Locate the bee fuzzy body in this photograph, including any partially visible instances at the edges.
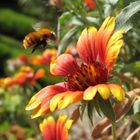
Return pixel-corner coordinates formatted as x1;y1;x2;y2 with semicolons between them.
23;28;56;52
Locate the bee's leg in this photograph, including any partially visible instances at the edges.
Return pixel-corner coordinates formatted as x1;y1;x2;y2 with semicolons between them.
31;45;38;53
44;42;48;49
42;41;47;50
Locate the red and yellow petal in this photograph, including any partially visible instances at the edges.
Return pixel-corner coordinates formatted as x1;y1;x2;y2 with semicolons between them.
83;84;125;101
77;27;97;63
56;115;73;140
50;92;66;112
50;53;79;76
50;91;83;111
83;86;97;100
77;17;124;72
84;84;110;100
97;84;110;100
108;84;125;101
97;17;124;71
99;17;115;32
40;116;56;140
95;17;115;64
40;115;73;140
58;91;83;109
25;83;68;118
105;30;124;71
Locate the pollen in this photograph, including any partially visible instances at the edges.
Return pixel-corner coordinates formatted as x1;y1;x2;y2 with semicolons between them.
67;63;108;91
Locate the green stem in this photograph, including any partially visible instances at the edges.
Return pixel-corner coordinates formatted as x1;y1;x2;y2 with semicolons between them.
112;122;117;140
95;0;104;20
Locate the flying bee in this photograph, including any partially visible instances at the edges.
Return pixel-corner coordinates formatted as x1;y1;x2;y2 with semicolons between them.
23;28;56;53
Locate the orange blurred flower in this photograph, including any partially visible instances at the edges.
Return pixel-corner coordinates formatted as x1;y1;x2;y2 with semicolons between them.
30;55;43;65
14;66;45;86
0;66;45;89
19;49;57;66
26;17;125;118
0;77;14;89
42;49;57;65
40;115;73;140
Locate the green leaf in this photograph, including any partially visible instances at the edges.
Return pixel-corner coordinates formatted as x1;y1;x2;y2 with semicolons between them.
93;97;102;117
80;101;87;120
87;101;94;125
120;61;140;79
57;12;73;40
59;12;73;24
98;95;115;123
133;100;140;114
131;113;140;125
0;121;10;132
115;1;140;32
58;26;82;55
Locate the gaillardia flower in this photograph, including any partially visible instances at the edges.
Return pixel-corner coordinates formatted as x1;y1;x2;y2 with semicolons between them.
19;49;57;66
14;66;45;86
26;17;125;118
0;66;45;90
40;115;73;140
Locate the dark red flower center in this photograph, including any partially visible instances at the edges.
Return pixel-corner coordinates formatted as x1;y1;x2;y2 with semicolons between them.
67;62;108;91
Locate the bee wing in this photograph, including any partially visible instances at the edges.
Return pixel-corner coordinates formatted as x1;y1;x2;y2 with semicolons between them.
32;21;48;31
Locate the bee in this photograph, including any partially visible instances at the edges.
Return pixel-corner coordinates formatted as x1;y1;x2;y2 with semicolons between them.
23;28;56;53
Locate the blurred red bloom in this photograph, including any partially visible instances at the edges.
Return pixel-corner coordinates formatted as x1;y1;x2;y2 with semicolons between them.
19;54;29;63
84;0;96;9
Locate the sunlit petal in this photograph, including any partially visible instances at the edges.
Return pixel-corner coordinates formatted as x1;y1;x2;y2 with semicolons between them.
83;86;97;100
97;84;110;100
58;91;83;109
109;84;125;101
50;93;66;112
95;17;115;64
105;30;124;71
